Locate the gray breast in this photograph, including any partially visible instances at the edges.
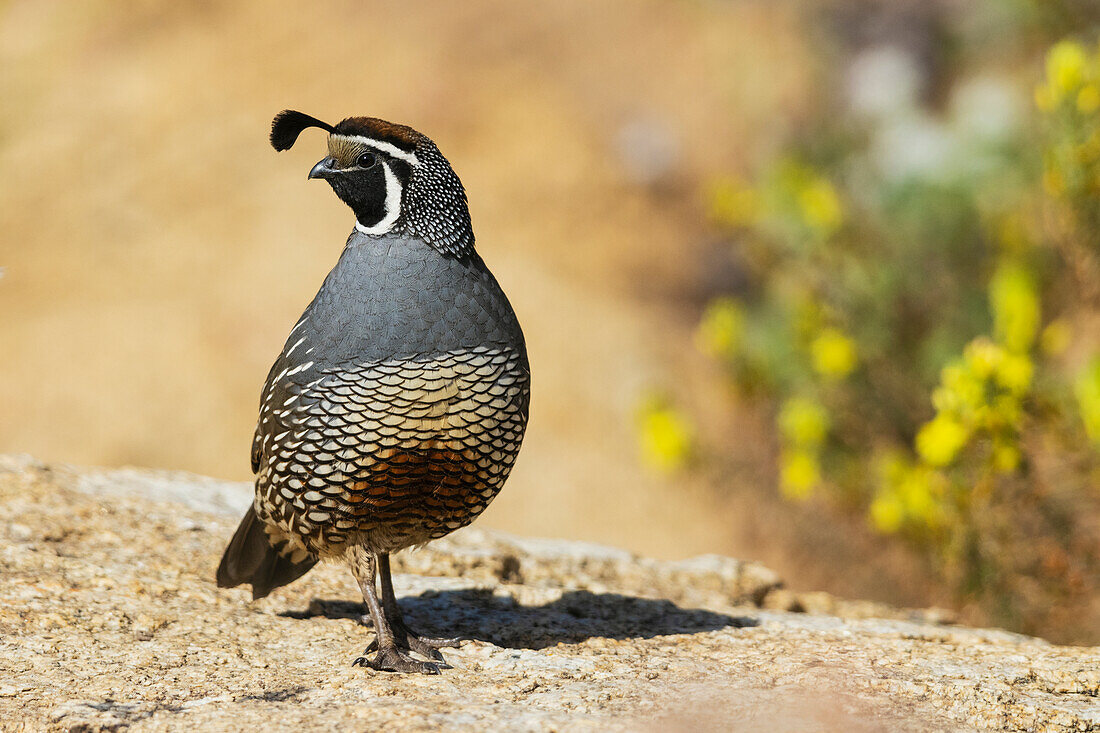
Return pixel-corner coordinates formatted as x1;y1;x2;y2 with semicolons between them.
299;232;526;365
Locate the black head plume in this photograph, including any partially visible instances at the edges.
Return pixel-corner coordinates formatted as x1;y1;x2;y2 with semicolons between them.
270;110;334;152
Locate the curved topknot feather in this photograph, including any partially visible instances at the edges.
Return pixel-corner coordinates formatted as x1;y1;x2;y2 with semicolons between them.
270;110;334;151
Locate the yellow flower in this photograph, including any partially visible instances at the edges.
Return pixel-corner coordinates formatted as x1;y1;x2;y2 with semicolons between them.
916;414;970;467
1045;40;1089;105
872;451;948;532
897;466;942;527
963;337;1004;380
798;177;844;237
991;394;1023;427
937;362;985;414
972;403;996;430
1040;319;1071;356
1080;84;1100;113
1074;357;1100;445
989;261;1041;353
871;453;947;532
931;385;956;415
870;493;904;534
708;177;761;228
779;449;820;500
811;328;858;380
636;399;694;473
992;441;1021;474
994;353;1034;395
696;298;744;358
778;396;830;447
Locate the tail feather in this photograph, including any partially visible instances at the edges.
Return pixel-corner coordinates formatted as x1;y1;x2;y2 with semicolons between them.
216;506;317;600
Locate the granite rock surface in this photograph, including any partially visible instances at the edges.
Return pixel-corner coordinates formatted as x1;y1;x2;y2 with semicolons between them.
1;455;1097;732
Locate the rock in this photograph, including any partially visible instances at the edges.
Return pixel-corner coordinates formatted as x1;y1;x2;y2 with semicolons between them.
1;456;1098;732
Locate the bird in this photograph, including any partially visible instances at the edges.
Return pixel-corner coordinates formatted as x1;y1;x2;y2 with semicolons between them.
216;110;530;674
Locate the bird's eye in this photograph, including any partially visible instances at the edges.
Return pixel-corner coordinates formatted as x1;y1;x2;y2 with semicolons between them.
357;152;377;169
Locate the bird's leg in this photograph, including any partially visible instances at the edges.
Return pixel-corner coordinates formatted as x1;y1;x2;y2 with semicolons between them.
375;552;462;663
347;546;440;674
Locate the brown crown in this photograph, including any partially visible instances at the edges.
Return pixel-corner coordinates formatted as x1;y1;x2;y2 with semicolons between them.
332;117;423;152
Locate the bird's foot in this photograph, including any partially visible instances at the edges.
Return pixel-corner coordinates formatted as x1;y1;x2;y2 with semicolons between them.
358;615;463;664
352;644;441;674
363;622;463;665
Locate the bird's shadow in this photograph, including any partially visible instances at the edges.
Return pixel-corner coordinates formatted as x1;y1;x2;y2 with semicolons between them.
281;588;757;650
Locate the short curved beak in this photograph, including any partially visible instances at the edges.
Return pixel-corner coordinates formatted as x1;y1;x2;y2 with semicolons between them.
308;157;337;180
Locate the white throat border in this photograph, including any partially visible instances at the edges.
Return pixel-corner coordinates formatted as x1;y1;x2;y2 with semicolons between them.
354;161;402;236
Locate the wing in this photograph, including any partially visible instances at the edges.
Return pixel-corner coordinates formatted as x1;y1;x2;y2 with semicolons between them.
251;318;318;474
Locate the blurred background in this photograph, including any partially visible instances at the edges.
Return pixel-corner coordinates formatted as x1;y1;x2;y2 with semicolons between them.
2;0;1099;644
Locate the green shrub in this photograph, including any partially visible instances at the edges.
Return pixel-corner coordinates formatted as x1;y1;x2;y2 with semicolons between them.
661;34;1100;633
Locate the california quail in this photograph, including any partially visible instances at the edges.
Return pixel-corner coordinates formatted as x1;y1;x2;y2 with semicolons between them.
216;111;530;674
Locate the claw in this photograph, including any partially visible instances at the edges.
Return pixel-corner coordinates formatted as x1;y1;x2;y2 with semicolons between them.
356;646;442;674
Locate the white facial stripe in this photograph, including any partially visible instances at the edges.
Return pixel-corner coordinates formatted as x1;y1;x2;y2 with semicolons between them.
355;161;402;236
331;134;420;167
